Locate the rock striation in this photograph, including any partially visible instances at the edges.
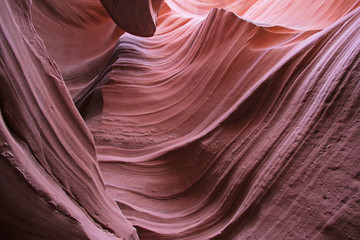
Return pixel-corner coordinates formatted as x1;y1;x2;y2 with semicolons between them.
1;0;360;239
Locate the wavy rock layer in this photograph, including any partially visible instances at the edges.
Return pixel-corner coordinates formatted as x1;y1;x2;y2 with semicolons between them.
1;0;360;240
88;1;360;239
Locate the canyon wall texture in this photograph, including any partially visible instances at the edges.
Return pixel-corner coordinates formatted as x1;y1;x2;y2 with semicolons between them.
1;0;360;239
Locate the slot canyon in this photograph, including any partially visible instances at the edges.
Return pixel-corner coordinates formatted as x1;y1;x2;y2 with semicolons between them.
1;0;360;239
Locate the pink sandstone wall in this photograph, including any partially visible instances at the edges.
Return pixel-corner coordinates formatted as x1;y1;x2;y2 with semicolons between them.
1;0;359;239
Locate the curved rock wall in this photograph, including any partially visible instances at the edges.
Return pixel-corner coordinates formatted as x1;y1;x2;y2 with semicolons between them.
1;0;359;239
0;0;136;239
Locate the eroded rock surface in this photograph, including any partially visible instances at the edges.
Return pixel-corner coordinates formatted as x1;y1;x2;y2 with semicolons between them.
1;0;360;239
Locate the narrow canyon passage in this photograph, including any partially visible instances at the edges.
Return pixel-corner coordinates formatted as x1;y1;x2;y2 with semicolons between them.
1;0;360;239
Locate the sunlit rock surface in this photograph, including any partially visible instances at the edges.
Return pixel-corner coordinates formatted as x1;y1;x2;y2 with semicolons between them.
1;0;360;239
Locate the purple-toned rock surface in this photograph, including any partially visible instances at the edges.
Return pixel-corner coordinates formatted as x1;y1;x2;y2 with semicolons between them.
1;0;360;239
